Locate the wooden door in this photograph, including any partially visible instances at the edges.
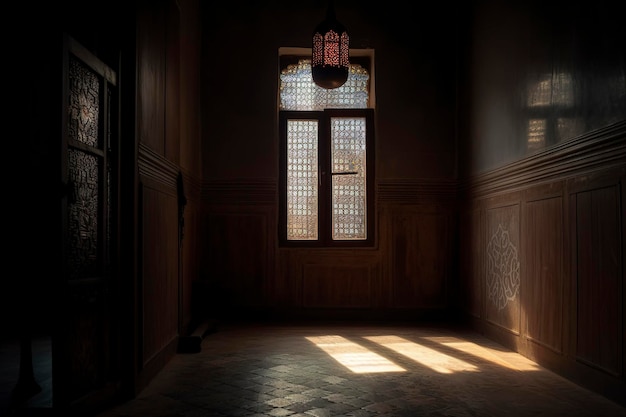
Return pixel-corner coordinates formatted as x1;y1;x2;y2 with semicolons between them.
56;34;121;413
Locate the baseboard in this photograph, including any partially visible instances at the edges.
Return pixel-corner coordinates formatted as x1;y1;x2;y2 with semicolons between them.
177;319;219;353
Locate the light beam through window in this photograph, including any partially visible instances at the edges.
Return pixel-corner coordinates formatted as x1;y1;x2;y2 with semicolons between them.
306;335;406;373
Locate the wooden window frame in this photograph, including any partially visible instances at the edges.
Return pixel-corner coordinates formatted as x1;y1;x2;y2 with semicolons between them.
279;108;375;247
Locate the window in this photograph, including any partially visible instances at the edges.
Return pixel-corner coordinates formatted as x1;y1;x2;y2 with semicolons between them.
278;51;374;247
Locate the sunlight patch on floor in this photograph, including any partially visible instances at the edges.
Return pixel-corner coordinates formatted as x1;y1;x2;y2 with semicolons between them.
365;335;479;374
306;335;406;373
422;336;540;371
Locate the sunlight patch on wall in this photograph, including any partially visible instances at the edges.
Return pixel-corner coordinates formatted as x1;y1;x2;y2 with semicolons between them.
422;336;539;371
365;335;478;374
306;335;406;373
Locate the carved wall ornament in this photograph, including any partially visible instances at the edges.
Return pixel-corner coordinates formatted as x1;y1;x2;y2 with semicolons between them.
486;224;520;310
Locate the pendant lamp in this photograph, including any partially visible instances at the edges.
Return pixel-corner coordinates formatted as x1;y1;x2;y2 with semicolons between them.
312;0;349;89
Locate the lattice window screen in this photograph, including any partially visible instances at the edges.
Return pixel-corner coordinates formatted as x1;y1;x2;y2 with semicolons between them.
286;120;319;240
280;59;369;111
331;117;367;240
68;57;102;280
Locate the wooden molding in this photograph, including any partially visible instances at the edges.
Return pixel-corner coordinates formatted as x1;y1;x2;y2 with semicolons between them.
138;142;179;189
202;179;277;205
461;120;626;198
377;178;457;203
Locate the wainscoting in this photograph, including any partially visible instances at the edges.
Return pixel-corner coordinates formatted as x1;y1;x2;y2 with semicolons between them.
200;178;458;320
459;121;626;405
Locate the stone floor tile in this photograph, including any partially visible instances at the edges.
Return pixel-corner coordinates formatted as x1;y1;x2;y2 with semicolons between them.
86;323;626;417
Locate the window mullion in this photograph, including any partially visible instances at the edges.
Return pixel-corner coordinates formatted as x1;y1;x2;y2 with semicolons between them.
318;113;331;245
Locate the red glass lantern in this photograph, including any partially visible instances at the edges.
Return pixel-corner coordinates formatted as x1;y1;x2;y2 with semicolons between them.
312;1;349;89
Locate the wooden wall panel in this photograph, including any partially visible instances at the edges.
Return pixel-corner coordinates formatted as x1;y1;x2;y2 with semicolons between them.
179;0;203;177
275;248;299;307
205;213;269;310
137;2;165;153
462;125;626;405
459;206;482;318
281;250;381;310
484;203;521;334
302;264;373;308
133;0;201;396
181;199;199;332
573;184;621;375
165;0;180;163
523;191;563;353
141;184;179;364
390;208;451;308
202;179;456;317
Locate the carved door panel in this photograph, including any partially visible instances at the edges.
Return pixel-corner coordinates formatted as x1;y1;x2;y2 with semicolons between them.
57;35;120;411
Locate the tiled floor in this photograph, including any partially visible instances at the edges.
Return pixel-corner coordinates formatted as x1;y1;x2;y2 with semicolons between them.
0;335;52;415
2;322;625;416
91;322;626;417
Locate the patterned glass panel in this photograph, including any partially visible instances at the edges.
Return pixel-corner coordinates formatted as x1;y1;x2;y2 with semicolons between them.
287;120;319;240
106;89;112;265
69;58;101;148
331;117;367;240
526;118;546;152
68;148;99;280
280;59;369;111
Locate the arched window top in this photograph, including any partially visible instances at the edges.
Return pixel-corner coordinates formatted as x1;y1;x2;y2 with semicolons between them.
279;59;370;111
